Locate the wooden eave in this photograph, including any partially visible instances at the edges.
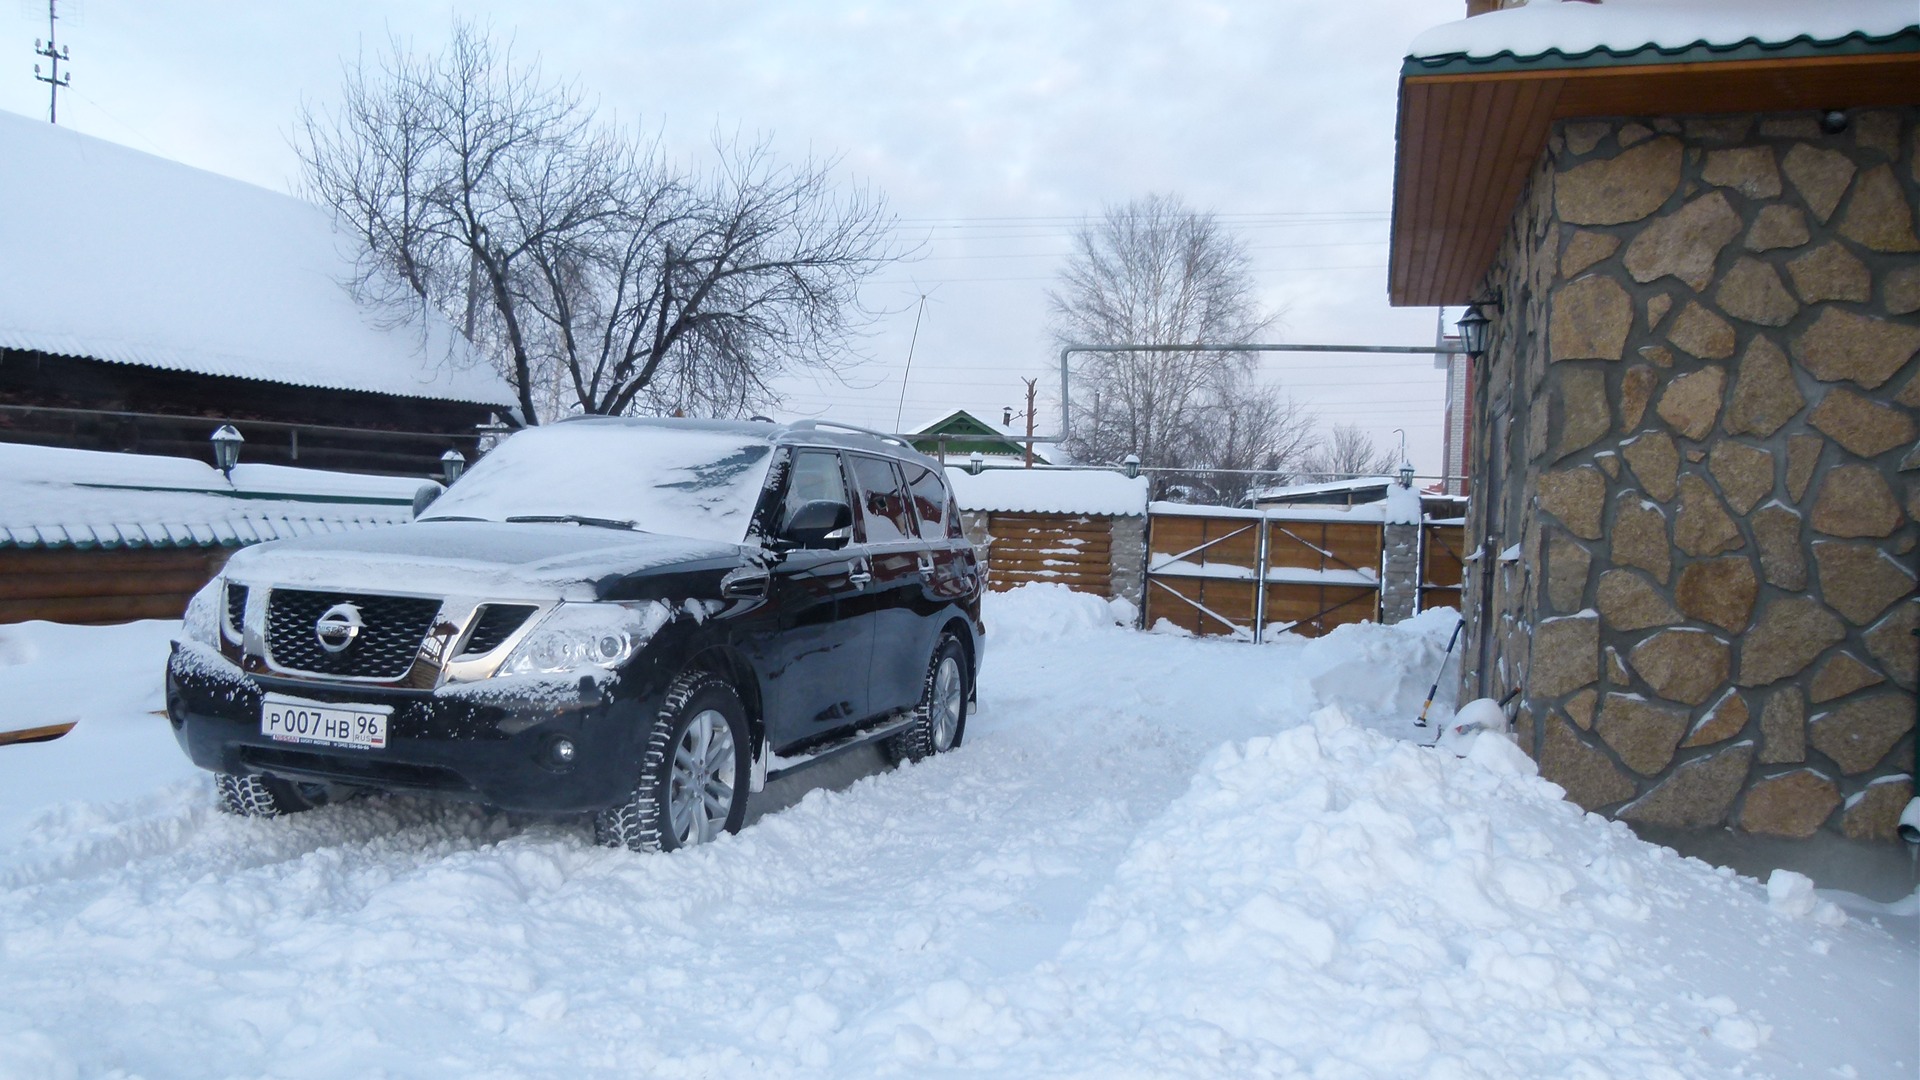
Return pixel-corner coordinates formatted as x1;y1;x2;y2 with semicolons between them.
1389;49;1920;307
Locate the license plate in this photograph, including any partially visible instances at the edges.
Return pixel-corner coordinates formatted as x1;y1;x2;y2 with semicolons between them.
261;694;390;750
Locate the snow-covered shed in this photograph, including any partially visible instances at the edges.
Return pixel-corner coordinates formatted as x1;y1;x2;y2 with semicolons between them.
0;109;516;477
0;442;418;624
1391;0;1920;842
944;467;1148;606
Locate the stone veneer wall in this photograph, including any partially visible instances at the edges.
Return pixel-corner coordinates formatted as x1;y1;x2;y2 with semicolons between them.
1461;109;1920;842
1381;522;1420;623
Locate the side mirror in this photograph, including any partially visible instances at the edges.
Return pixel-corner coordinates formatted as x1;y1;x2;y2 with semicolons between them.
781;499;853;549
413;483;443;518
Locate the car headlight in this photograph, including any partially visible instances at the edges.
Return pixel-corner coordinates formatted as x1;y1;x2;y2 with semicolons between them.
499;601;670;677
181;577;223;648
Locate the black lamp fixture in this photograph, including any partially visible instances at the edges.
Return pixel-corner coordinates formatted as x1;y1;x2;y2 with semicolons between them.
968;450;984;475
1399;462;1416;489
1123;453;1141;480
1455;306;1492;359
210;424;243;479
441;448;467;485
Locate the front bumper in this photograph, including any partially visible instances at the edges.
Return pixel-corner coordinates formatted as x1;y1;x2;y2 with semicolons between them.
165;643;652;814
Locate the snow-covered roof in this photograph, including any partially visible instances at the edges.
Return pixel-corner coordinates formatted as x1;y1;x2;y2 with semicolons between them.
0;442;420;550
1410;0;1917;64
946;467;1148;517
1247;475;1396;503
0;110;514;409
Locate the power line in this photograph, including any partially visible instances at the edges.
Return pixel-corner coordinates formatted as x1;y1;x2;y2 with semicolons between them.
867;264;1387;287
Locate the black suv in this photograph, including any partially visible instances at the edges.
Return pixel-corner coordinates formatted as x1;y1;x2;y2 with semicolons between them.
165;418;984;851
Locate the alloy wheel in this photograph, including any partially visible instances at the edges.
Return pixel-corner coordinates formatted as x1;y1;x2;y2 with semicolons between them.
668;708;736;846
930;656;963;752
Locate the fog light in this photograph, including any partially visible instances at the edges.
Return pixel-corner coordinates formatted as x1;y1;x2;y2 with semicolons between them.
548;736;577;767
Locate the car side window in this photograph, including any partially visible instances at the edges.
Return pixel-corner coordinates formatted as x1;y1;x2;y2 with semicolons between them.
783;449;850;530
904;465;949;542
850;454;914;544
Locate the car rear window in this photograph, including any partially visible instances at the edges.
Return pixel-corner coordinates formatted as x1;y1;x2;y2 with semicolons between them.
850;454;914;544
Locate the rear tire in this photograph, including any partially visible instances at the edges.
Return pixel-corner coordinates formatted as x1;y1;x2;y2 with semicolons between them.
594;672;751;852
215;772;319;817
884;634;968;765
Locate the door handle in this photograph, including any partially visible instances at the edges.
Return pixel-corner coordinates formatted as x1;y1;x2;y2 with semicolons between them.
848;560;872;588
916;554;934;575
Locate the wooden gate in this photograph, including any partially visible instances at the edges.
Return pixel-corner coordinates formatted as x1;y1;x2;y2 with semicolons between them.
1419;521;1465;612
1143;507;1381;640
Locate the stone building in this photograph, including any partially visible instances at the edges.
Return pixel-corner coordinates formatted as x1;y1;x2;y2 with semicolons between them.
1390;3;1920;841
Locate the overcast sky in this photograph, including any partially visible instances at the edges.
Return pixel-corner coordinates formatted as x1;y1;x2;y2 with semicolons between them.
3;1;1465;474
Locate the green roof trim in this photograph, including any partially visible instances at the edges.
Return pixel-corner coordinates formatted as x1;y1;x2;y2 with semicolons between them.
1404;26;1919;77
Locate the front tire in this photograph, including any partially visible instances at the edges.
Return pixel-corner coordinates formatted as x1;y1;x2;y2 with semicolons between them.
215;772;320;817
595;672;751;852
884;634;968;765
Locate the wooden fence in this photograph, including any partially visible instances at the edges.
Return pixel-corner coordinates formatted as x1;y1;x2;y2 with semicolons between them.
0;546;230;624
1419;521;1465;612
1143;507;1383;640
975;512;1114;594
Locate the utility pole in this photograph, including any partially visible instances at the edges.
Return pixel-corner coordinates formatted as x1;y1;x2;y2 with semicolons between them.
32;0;72;125
1003;377;1039;468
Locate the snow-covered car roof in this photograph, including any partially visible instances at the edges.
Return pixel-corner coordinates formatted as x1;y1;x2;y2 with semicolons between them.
0;109;515;409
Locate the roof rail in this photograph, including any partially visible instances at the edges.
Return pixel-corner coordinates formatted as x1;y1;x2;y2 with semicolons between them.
786;419;914;450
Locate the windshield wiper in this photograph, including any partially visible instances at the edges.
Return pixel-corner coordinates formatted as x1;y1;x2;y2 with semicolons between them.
504;514;639;531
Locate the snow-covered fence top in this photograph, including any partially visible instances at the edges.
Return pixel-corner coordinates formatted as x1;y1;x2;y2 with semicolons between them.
0;442;419;550
945;468;1148;517
0;111;513;409
1409;0;1914;62
1156;482;1423;526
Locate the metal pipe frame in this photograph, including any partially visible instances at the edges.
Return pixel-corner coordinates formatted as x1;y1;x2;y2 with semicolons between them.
1057;341;1466;439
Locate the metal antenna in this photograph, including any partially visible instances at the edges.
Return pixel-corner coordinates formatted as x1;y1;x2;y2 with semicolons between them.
32;0;72;124
891;293;927;432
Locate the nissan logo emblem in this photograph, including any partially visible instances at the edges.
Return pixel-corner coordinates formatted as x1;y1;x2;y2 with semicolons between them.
315;603;365;654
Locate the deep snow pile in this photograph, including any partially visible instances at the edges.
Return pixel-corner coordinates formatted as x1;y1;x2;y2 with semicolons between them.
0;587;1912;1079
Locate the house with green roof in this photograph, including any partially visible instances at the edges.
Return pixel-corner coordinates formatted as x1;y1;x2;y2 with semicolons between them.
908;409;1050;466
1391;0;1918;844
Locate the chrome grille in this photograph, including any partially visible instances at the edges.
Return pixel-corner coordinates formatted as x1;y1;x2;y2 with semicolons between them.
458;604;536;657
265;589;441;679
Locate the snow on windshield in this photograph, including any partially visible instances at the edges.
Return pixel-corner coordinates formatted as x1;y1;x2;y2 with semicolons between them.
422;423;774;544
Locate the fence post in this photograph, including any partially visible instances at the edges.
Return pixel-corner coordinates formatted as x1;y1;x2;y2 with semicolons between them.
1253;515;1268;644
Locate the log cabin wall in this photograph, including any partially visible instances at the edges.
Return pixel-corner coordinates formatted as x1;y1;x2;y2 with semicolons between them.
0;546;230;625
0;350;498;477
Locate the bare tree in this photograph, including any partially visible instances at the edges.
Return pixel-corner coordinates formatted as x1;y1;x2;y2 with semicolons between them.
1297;422;1401;479
298;21;897;424
1048;193;1307;501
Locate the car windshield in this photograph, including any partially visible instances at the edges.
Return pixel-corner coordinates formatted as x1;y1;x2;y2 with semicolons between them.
421;423;775;544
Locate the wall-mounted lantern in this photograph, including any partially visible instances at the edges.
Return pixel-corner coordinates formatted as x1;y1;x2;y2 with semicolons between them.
1455;306;1491;359
441;448;467;485
1123;453;1141;480
210;424;244;479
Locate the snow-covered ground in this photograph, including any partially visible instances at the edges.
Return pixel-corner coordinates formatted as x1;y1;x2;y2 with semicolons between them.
0;587;1912;1079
